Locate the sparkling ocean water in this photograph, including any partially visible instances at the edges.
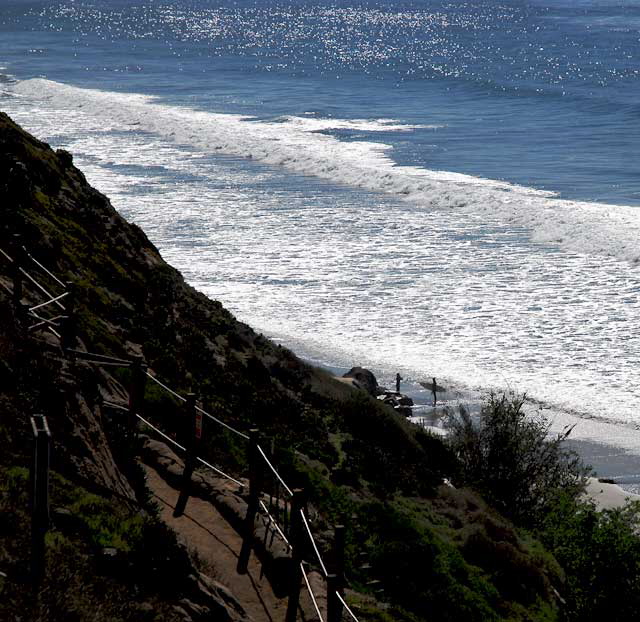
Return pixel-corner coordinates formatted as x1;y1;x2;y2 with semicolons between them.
2;0;640;456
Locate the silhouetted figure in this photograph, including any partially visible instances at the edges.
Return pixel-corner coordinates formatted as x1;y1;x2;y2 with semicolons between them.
432;377;437;407
395;373;402;393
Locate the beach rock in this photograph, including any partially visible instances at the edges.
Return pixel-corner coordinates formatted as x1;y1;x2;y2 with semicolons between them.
397;395;414;407
343;366;378;395
377;391;414;416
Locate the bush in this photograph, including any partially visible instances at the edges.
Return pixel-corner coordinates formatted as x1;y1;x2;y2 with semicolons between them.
540;494;640;621
447;392;588;527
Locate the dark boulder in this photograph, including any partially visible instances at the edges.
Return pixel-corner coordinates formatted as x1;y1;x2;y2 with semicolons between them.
343;366;378;396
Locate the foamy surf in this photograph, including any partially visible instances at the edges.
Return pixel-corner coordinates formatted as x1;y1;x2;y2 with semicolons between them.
10;77;640;264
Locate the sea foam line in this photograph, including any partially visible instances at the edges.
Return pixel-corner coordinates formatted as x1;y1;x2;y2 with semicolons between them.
10;77;640;264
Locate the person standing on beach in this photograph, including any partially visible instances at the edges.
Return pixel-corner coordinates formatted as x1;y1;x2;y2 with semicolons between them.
432;377;437;407
396;373;402;393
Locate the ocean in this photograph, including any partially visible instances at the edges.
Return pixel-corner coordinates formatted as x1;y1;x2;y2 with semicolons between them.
2;0;640;483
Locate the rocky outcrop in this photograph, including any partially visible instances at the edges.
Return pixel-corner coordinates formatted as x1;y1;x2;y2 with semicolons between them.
342;366;379;396
342;366;416;416
377;391;414;417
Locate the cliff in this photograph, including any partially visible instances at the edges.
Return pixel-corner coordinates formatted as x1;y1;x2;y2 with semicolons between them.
0;111;564;622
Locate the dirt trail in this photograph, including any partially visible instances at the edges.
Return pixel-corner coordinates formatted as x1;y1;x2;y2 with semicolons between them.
142;464;320;622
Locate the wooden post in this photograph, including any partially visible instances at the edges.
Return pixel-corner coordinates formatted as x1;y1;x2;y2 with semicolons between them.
11;234;25;314
327;524;346;622
327;574;340;622
237;428;262;574
285;488;306;622
30;415;51;586
60;281;77;351
127;355;147;442
173;394;199;518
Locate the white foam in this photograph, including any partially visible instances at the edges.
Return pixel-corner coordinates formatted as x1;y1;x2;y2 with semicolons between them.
10;78;640;264
278;115;443;132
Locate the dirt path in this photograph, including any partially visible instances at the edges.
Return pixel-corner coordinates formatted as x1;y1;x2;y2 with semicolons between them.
142;464;321;622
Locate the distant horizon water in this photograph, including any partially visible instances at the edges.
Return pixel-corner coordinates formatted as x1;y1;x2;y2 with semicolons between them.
2;0;640;460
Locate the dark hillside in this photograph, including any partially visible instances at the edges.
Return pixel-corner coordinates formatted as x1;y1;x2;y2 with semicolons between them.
0;111;565;621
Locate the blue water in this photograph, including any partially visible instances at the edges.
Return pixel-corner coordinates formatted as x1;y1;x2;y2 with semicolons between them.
2;0;640;450
2;0;640;204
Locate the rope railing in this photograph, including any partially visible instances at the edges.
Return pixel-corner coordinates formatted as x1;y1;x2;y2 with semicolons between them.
258;499;292;549
336;591;359;622
102;400;129;412
0;244;67;312
196;403;250;441
145;370;250;440
29;291;68;312
20;267;66;311
195;455;244;488
136;413;186;452
64;349;134;367
27;252;67;289
301;563;325;622
47;326;61;339
257;444;294;497
145;371;187;402
135;413;244;487
300;509;329;578
30;311;65;325
29;320;55;332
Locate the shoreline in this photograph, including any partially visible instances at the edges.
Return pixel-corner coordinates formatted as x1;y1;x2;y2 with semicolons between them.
307;357;640;498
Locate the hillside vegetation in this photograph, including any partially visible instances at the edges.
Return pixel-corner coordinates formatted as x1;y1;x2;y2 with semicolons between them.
3;111;640;622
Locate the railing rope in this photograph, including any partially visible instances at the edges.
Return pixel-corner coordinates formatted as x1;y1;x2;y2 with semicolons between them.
301;562;325;622
258;443;294;497
21;267;66;310
259;499;291;549
145;370;249;440
64;349;136;366
29;290;69;313
300;509;329;578
27;252;67;288
196;455;244;488
136;413;186;452
336;591;360;622
145;371;187;402
136;413;243;486
196;403;249;441
102;400;129;412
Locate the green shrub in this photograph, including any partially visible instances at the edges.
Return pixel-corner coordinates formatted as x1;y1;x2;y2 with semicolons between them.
540;494;640;621
447;392;588;527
